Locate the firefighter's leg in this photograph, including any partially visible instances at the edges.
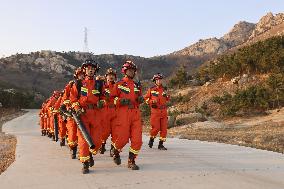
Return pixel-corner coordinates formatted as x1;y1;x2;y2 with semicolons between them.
149;113;160;148
158;115;168;150
67;118;78;159
113;108;130;165
128;109;143;170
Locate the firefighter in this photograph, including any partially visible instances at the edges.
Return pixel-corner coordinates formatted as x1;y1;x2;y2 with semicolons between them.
70;59;105;174
99;68;118;156
112;60;144;170
43;99;49;137
54;91;67;146
61;68;84;159
46;91;61;140
39;102;46;136
144;73;170;150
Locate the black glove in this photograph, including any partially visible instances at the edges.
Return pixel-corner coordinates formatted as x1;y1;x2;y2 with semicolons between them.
97;100;105;109
120;98;131;106
75;108;84;116
137;96;144;104
151;100;158;108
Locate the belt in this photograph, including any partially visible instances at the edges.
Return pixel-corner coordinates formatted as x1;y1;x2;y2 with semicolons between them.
86;104;96;109
108;104;115;108
152;105;167;109
128;104;139;109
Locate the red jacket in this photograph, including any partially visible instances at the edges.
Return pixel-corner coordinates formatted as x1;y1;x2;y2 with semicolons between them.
113;77;142;107
70;77;104;110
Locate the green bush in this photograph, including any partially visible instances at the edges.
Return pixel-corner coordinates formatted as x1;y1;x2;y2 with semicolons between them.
200;36;284;80
0;90;39;109
212;76;284;116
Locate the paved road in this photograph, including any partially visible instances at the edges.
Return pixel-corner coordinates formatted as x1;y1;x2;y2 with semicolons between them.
1;110;284;189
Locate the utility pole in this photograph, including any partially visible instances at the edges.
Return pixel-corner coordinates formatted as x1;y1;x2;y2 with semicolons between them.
83;27;89;52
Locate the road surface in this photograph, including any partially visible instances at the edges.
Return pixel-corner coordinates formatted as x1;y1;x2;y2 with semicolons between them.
0;110;284;189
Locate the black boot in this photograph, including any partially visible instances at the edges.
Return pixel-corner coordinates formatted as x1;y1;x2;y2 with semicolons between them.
43;130;47;136
89;153;94;167
128;152;139;170
82;162;89;174
71;146;77;159
110;144;114;157
148;137;154;148
99;143;106;154
60;138;65;147
51;134;55;141
158;140;167;150
48;131;52;138
41;130;44;136
113;149;121;165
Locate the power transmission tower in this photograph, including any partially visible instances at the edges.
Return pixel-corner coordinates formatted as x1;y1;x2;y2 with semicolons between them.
83;27;89;52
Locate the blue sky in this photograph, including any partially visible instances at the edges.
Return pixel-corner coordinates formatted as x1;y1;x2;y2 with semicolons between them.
0;0;283;57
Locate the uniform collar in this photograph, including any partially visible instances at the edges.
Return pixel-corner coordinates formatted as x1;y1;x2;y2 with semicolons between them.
122;76;133;83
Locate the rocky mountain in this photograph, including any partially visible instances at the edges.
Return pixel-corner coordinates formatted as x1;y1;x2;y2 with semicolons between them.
170;12;284;57
0;12;283;103
0;51;174;98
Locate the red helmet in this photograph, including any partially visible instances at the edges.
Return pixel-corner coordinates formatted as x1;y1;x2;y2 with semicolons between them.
105;68;117;77
53;91;61;97
81;59;100;71
152;73;164;82
73;67;84;78
121;60;137;74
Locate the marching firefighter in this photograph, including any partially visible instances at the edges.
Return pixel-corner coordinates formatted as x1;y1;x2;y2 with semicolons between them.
46;91;61;140
54;91;67;146
144;73;170;150
61;67;85;159
70;59;105;174
99;68;118;156
112;60;144;170
39;102;46;136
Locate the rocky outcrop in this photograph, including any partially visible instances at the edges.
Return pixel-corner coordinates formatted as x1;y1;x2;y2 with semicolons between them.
249;12;284;39
170;12;284;59
221;21;256;47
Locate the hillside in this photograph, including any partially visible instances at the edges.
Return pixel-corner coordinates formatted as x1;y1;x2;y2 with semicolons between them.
0;12;283;104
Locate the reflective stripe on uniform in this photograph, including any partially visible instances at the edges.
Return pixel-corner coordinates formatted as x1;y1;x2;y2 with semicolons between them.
79;156;90;162
89;149;97;155
91;89;100;95
63;100;70;105
114;97;119;105
81;87;88;96
118;85;130;93
71;102;80;108
129;147;139;155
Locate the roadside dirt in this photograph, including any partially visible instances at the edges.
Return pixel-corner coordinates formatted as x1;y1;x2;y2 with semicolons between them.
0;108;26;174
167;108;284;153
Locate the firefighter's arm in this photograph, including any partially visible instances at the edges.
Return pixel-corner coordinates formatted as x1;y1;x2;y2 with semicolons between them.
113;83;130;106
62;83;71;106
70;83;82;113
97;85;107;109
144;89;151;105
137;85;144;104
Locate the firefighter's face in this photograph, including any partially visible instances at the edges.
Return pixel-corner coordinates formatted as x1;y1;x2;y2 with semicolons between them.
155;79;162;86
78;73;84;80
106;74;116;82
126;68;136;78
85;66;96;77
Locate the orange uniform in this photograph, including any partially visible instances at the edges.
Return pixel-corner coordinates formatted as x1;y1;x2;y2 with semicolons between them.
70;77;104;162
144;85;170;141
45;96;57;134
101;81;117;145
39;104;45;132
112;77;143;156
54;95;67;140
62;80;78;149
